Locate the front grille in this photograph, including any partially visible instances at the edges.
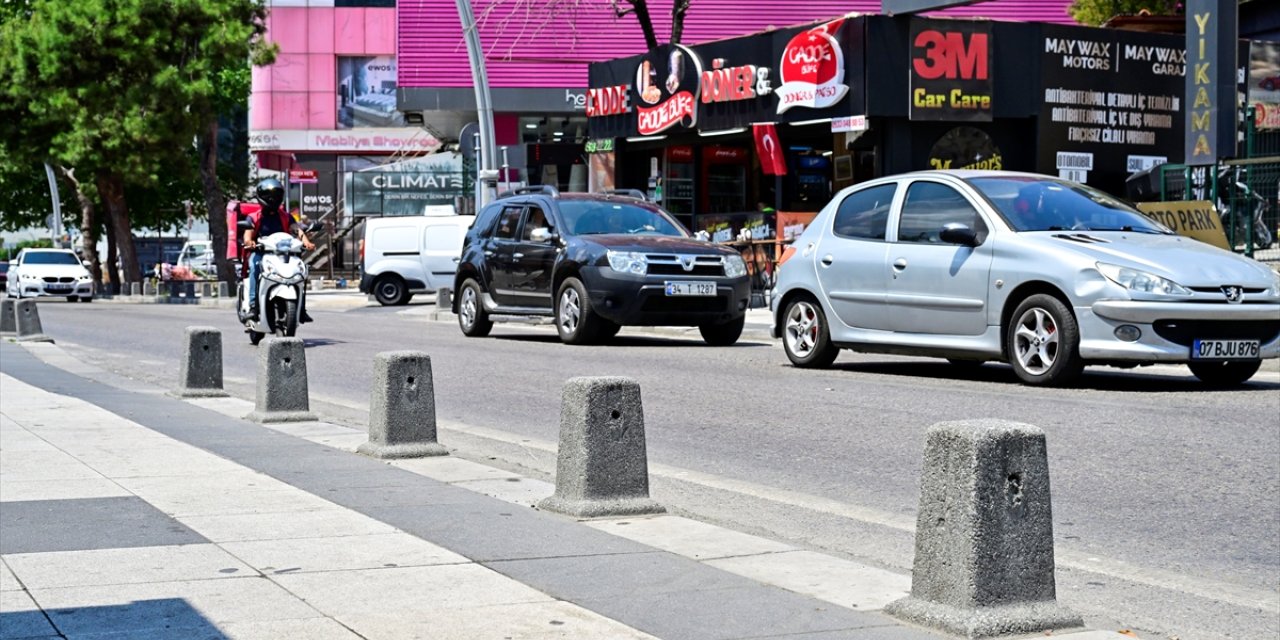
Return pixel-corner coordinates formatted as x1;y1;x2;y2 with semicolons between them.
1152;319;1280;346
641;295;728;314
1188;286;1267;294
42;277;74;283
644;254;725;277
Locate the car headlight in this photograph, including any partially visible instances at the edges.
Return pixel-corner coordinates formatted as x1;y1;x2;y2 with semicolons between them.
607;251;648;275
1266;269;1280;297
1096;262;1192;296
723;254;748;278
20;273;36;280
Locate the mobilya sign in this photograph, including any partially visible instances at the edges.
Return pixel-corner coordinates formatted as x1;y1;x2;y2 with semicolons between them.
909;19;993;121
586;17;865;138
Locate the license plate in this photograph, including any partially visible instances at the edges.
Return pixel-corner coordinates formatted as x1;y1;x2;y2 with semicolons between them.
665;281;716;297
46;285;71;292
1192;339;1260;360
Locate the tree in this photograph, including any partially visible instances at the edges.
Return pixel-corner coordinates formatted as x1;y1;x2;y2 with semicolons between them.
0;0;272;286
1067;0;1182;26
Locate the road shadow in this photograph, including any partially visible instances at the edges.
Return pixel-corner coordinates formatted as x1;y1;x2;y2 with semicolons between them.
302;337;345;348
827;359;1280;393
3;598;229;638
491;332;769;348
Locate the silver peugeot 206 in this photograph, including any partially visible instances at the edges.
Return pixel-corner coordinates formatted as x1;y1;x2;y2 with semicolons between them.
770;170;1280;386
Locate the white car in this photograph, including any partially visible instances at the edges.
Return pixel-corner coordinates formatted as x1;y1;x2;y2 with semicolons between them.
6;249;95;302
359;215;475;305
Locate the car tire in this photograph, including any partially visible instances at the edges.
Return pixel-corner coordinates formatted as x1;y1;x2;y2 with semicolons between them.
79;297;92;303
598;320;621;341
555;278;602;345
782;296;839;368
1188;360;1261;387
373;275;409;306
1006;294;1083;386
457;278;493;337
66;296;78;302
700;315;745;346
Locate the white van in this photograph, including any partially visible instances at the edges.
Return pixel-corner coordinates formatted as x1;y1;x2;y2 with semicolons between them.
359;215;475;305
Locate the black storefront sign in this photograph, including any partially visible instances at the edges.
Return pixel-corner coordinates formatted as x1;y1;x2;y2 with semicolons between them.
908;19;993;122
587;17;866;138
1037;24;1185;191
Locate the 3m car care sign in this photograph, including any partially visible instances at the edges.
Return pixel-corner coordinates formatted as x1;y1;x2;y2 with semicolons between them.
777;19;849;114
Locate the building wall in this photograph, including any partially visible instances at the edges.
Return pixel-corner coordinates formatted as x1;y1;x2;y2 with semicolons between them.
251;4;396;131
399;0;1077;89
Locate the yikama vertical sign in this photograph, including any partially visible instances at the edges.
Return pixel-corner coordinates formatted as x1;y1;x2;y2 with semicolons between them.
1185;0;1238;165
910;19;993;121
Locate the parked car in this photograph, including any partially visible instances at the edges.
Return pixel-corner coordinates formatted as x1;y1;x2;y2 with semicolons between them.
771;170;1280;386
360;214;476;305
176;240;215;274
5;248;95;302
453;186;751;345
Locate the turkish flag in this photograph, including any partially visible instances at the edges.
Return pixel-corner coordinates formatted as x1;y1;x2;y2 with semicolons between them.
753;124;787;176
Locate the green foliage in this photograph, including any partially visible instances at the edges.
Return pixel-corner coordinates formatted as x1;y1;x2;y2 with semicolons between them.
1067;0;1183;26
0;238;54;261
0;161;71;231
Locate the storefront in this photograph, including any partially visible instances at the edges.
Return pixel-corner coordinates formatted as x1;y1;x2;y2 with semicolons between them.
586;14;1196;238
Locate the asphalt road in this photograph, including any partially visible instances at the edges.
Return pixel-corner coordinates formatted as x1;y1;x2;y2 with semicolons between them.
20;297;1280;640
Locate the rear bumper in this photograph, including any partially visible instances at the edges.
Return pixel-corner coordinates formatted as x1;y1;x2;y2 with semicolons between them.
582;267;749;326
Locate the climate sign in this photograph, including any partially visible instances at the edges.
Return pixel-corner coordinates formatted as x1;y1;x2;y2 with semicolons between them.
909;19;993;121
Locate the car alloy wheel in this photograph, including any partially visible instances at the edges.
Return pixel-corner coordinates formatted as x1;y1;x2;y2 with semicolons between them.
1012;307;1059;376
457;279;492;337
558;287;581;336
1007;293;1082;386
460;286;478;327
782;297;838;368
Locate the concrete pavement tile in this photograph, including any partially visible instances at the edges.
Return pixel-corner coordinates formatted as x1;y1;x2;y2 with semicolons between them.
0;478;131;502
185;396;256;419
338;600;658;640
4;544;254;589
0;497;207;554
1;561;21;591
221;532;468;573
179;509;397;543
391;456;521;483
0;428;56;453
0;450;103;481
1051;632;1139;638
213;617;366;640
585;515;796;560
491;551;768;600
302;433;367;451
114;475;336;517
78;448;249;479
256;421;361;440
735;626;947;639
30;576;323;636
272;564;552;616
706;550;910;611
0;588;59;638
454;477;555;508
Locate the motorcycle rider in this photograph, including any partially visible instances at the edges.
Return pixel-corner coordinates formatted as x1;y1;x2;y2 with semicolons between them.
242;178;315;321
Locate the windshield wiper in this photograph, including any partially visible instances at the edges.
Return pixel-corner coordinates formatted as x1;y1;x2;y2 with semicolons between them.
1088;226;1169;234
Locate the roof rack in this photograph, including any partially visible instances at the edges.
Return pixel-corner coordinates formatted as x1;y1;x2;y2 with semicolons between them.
601;188;647;201
497;185;560;200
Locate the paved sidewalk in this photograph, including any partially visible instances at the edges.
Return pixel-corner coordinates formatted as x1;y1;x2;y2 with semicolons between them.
0;341;1129;639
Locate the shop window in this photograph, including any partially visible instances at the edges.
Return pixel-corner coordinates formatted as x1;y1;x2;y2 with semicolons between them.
897;182;986;244
494;206;524;240
832;184;896;240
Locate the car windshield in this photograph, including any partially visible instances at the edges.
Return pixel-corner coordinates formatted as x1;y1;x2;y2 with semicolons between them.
968;177;1172;234
558;201;688;237
22;251;80;265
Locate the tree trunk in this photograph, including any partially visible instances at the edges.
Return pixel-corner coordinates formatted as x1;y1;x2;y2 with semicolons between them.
670;0;691;44
60;167;102;288
96;172;141;286
104;217;120;295
198;116;235;284
629;0;659;50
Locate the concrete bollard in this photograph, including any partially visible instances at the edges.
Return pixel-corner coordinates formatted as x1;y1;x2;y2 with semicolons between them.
218;282;229;299
14;300;54;343
1;298;16;336
143;281;156;297
245;338;318;423
129;282;140;297
884;420;1082;639
172;326;229;398
183;281;196;303
357;352;447;459
201;282;213;299
436;287;452;309
537;377;665;518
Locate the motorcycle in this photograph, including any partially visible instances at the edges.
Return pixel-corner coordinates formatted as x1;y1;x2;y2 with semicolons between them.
1215;165;1275;251
237;231;308;345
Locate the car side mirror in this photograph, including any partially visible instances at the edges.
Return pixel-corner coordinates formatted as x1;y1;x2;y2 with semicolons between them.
529;227;557;243
939;222;980;246
82;260;91;268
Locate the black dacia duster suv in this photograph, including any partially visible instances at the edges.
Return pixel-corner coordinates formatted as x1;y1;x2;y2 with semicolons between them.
452;186;751;345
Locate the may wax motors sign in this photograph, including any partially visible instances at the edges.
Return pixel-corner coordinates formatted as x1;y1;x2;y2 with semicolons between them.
1184;0;1238;165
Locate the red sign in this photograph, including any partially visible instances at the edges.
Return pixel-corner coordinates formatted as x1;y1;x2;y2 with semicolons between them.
753;124;787;176
289;169;318;184
587;85;630;117
637;91;696;135
912;29;989;80
701;60;765;104
668;146;695;162
703;145;750;163
776;19;849;113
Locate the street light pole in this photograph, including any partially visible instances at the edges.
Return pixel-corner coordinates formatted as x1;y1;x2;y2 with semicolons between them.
43;163;63;247
455;0;497;208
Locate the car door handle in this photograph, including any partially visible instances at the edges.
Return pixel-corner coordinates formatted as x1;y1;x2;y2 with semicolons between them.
820;254;834;267
893;258;908;271
512;253;524;260
484;250;495;257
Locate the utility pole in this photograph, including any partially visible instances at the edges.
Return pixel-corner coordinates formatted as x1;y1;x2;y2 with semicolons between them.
455;0;498;208
43;163;63;247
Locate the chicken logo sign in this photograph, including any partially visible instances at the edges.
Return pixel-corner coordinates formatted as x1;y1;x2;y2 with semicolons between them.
776;19;849;114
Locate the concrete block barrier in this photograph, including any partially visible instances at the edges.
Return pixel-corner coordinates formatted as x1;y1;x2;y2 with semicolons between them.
1;298;16;336
172;326;229;398
218;282;229;299
537;377;665;518
245;337;317;423
201;282;213;299
357;351;447;459
14;300;54;343
143;281;156;297
129;282;140;297
436;287;452;309
884;419;1082;639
